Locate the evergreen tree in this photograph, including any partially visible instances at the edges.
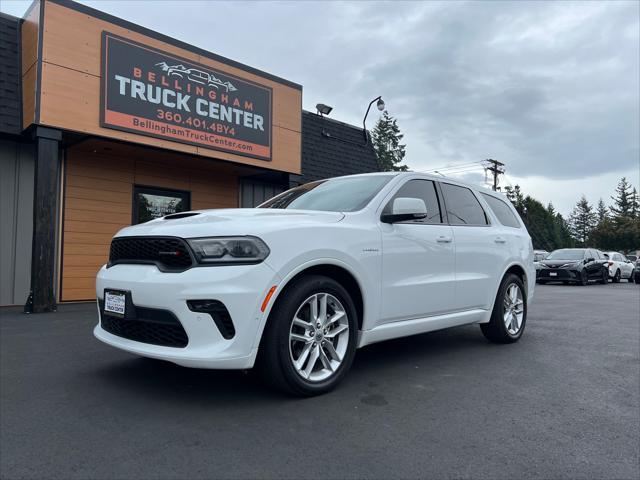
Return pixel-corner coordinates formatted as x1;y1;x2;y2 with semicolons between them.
502;187;572;250
596;198;609;223
569;196;597;246
590;217;640;253
630;188;639;218
610;177;634;218
504;185;525;214
547;203;574;249
371;111;408;172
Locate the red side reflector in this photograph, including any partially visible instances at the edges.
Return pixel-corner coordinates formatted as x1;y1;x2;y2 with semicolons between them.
261;286;277;312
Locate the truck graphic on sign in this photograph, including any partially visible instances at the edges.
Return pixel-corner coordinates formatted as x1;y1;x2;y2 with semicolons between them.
155;62;238;92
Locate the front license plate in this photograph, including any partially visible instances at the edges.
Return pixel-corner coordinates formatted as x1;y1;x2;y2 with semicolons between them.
105;291;126;316
549;272;558;277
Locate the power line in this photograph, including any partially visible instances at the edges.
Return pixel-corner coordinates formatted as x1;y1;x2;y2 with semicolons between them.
435;166;487;175
420;161;485;173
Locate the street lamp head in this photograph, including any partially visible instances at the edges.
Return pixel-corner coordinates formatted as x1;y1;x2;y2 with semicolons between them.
363;96;386;145
316;103;333;116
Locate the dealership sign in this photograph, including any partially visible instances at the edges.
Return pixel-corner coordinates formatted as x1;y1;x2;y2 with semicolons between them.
100;32;272;160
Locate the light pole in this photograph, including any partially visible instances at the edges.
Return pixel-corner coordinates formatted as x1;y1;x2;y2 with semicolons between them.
362;96;385;144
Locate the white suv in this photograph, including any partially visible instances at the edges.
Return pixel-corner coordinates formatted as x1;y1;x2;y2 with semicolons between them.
95;173;535;396
603;251;635;283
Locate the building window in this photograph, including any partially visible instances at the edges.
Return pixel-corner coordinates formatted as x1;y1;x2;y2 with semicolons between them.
133;185;191;224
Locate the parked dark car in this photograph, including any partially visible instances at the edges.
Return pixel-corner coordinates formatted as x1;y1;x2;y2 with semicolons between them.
634;259;640;284
536;248;608;286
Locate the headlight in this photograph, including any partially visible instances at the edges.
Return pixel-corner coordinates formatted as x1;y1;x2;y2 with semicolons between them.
187;236;270;265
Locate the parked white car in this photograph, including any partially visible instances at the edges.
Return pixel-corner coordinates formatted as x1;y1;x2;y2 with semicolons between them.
95;173;535;396
603;251;635;283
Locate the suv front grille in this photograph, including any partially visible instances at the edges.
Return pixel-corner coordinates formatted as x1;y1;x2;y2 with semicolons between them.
109;237;194;271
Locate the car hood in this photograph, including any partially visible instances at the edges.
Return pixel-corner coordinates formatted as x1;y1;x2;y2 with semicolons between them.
540;260;582;268
114;209;345;239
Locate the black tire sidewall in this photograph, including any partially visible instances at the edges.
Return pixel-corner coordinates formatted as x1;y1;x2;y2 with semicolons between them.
580;269;588;286
269;275;358;396
483;273;527;343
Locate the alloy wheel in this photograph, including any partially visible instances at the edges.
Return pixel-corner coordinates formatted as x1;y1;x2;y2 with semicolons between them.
503;283;524;335
288;293;350;382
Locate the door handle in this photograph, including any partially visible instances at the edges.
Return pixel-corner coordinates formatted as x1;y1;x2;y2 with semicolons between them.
436;236;452;243
494;237;507;244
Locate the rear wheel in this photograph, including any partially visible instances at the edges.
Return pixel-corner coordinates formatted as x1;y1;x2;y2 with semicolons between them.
480;274;527;344
258;275;357;396
613;269;621;283
600;269;609;285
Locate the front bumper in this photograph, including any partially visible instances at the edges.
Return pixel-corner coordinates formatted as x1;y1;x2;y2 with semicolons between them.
94;262;280;369
537;268;580;282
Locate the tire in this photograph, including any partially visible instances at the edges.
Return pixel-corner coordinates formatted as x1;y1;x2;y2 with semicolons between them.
258;275;358;397
578;269;588;286
600;269;609;285
480;274;527;344
613;269;621;283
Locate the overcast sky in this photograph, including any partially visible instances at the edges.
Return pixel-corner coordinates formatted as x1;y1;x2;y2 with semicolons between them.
2;0;638;215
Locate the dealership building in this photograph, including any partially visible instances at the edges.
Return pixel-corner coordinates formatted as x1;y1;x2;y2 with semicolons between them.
0;0;380;311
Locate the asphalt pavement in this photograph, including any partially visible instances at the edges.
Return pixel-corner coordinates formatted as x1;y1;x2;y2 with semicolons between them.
1;282;639;479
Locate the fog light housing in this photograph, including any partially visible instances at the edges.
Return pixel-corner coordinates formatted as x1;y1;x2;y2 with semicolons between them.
187;300;235;339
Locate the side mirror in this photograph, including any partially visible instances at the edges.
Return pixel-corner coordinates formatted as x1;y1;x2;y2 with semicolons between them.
381;197;428;224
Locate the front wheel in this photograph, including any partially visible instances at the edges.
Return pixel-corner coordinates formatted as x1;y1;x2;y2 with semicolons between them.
480;274;527;344
258;275;358;396
579;269;589;286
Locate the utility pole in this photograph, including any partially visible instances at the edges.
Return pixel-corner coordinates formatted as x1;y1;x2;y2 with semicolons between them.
484;159;505;191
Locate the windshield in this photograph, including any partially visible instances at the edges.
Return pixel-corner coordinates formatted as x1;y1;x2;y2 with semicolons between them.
259;175;394;212
546;249;585;261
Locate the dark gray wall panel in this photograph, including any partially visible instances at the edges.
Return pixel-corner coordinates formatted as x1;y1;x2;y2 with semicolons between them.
0;13;22;136
301;110;379;184
0;140;35;305
239;180;285;207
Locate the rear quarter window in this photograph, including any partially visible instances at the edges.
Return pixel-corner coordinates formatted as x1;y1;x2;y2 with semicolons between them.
481;193;521;228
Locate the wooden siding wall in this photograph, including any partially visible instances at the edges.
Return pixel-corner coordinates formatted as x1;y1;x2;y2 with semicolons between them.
36;0;302;173
62;143;239;301
21;1;39;129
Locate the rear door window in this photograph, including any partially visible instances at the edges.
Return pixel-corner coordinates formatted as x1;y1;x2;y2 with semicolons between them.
481;193;521;228
440;183;488;226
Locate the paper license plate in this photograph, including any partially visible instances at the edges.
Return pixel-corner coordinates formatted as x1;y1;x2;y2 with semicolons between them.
105;291;126;316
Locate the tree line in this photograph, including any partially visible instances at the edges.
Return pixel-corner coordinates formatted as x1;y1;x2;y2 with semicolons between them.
505;178;639;254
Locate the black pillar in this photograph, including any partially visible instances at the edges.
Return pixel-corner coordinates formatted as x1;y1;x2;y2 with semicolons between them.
288;173;303;188
26;127;62;313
